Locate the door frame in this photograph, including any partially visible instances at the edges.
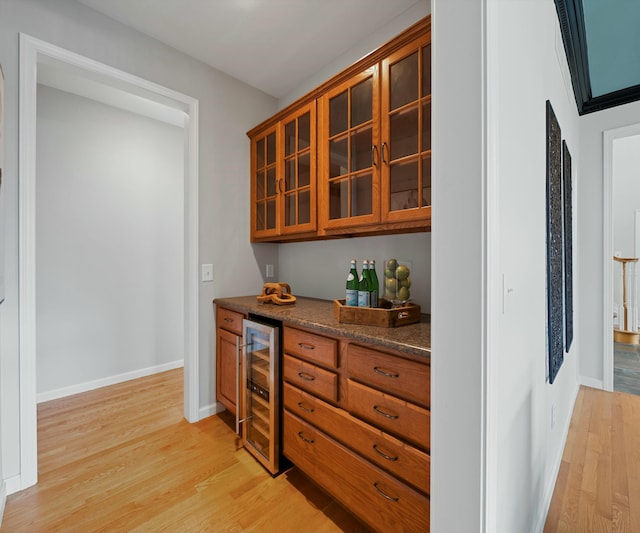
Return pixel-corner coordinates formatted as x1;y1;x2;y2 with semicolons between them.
603;122;640;391
18;34;200;490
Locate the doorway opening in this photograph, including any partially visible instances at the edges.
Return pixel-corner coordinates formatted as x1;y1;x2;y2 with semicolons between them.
18;34;200;492
603;123;640;394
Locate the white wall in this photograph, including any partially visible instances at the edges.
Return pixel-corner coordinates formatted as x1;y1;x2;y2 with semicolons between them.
0;63;6;519
36;85;183;397
433;0;582;531
278;233;431;311
578;100;640;384
0;0;277;485
490;2;580;531
613;134;640;257
277;0;431;110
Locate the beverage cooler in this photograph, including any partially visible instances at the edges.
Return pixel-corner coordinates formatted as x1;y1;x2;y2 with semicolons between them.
240;316;283;475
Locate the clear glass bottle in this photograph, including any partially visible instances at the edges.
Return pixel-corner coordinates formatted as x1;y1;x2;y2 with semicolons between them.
345;259;359;306
358;260;371;307
369;259;379;307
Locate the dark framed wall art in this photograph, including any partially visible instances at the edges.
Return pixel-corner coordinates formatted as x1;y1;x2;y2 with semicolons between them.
563;140;573;352
546;100;564;384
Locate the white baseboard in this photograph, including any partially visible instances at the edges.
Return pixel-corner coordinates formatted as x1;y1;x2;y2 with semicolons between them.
0;478;6;524
199;401;227;420
534;380;580;533
5;475;22;496
579;376;604;390
37;360;185;403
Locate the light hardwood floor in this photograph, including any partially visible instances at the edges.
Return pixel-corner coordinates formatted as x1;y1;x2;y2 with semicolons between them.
544;386;640;532
0;369;369;532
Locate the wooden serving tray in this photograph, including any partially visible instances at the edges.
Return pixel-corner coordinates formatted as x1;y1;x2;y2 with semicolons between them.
333;299;421;328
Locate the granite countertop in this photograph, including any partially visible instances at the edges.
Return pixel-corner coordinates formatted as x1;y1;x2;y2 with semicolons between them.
213;295;430;360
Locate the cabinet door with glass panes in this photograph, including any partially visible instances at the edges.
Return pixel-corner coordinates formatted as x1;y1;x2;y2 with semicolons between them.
319;66;380;231
250;105;316;241
251;123;281;241
380;33;431;224
280;102;316;236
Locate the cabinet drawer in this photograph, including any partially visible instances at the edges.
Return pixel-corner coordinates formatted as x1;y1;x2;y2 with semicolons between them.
216;307;244;336
347;343;430;407
284;411;430;533
284;382;430;494
283;355;338;403
347;379;430;451
284;326;338;368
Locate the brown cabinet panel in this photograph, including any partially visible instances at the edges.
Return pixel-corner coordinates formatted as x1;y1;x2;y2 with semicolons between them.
380;32;432;224
283;410;430;533
347;343;430;407
347;379;430;451
283;354;338;403
250;103;317;241
283;326;338;368
284;382;430;494
216;307;245;336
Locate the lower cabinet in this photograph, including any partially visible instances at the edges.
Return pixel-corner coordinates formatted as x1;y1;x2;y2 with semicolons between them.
282;325;430;533
215;306;246;417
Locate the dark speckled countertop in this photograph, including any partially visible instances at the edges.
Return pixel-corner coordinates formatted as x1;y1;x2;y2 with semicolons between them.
213;295;430;360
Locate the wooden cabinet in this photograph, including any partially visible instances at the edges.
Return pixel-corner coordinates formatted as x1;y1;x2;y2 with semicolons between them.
248;16;431;243
318;31;432;234
215;306;246;418
318;66;381;231
282;324;430;533
250;102;317;241
380;33;432;224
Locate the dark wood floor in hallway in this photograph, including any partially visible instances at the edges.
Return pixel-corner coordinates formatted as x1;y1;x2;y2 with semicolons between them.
0;369;368;532
544;386;640;532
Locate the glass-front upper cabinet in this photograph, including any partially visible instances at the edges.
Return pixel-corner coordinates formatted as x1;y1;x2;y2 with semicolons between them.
251;124;280;240
319;66;380;230
281;103;316;235
250;103;317;241
380;33;432;223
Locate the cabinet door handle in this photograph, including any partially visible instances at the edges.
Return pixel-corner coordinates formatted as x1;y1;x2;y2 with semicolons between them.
298;372;315;381
382;142;389;164
371;145;379;166
373;405;398;419
373;444;398;462
297;342;315;351
297;431;315;444
373;366;399;378
373;482;399;502
278;178;284;193
224;317;233;323
297;401;315;413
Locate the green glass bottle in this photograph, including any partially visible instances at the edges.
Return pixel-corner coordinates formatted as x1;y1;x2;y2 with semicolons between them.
345;259;359;306
369;259;379;307
358;260;371;307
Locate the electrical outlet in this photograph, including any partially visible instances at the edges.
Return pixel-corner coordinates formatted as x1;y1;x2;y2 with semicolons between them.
266;264;274;278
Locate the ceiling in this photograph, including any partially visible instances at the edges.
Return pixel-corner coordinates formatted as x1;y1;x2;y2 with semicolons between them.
555;0;640;114
75;0;424;100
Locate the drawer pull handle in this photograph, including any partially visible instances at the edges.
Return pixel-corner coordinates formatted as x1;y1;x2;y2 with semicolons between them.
223;318;233;323
373;444;398;462
373;366;399;378
297;401;315;413
373;405;398;419
373;482;399;502
297;431;315;444
298;372;316;382
298;342;316;351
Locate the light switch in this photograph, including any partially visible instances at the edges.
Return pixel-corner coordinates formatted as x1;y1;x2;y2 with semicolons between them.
266;264;274;278
201;264;213;282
